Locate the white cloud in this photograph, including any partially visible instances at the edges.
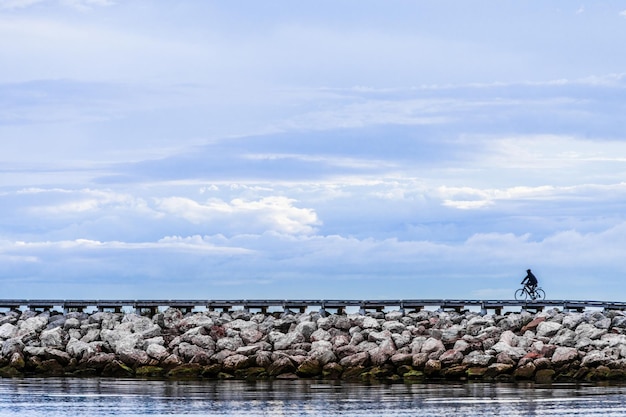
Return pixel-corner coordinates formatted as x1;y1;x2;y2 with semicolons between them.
60;0;114;11
7;236;251;255
0;0;43;9
620;10;626;17
0;0;112;9
23;188;153;216
155;196;321;235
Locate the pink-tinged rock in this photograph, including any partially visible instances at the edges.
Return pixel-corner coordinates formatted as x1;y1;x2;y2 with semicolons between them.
521;317;546;333
391;353;413;366
551;347;579;366
339;352;370;368
222;354;251;373
424;359;441;375
439;349;464;366
421;338;445;354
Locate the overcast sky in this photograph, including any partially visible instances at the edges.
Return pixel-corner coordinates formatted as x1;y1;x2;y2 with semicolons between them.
1;1;626;302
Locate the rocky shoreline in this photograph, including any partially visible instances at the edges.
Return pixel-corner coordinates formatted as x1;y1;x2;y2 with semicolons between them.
2;307;626;382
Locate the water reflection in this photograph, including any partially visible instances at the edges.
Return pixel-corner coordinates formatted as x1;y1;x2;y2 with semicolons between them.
1;378;626;416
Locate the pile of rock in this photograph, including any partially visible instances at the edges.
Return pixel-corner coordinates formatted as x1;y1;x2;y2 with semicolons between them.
2;307;626;382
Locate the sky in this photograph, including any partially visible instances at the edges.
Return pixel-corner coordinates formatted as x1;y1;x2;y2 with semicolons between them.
1;1;626;302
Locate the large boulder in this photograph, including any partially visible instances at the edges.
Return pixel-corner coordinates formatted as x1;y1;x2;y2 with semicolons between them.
1;338;24;358
439;349;464;366
40;327;68;348
490;341;526;361
462;351;495;367
536;322;562;338
66;338;95;361
551;347;579;366
421;338;445;355
100;329;142;354
581;351;611;367
295;321;317;341
575;323;607;340
0;323;16;340
19;316;48;334
271;331;305;351
146;344;170;362
119;349;152;367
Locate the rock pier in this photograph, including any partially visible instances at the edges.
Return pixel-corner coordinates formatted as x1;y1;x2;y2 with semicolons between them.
2;307;626;382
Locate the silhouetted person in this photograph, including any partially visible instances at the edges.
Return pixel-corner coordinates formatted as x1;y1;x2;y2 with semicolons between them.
521;269;538;294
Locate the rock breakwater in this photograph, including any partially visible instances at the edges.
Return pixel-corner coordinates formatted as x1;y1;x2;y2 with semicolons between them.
2;307;626;382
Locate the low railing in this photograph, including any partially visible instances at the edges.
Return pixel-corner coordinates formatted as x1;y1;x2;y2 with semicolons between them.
0;299;624;315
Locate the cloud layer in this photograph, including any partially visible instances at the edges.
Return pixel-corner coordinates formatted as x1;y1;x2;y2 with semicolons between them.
1;2;626;301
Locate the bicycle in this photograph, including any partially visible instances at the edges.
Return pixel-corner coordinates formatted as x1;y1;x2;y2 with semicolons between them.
514;286;546;301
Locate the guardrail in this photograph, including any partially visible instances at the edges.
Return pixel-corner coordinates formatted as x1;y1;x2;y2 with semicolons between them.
1;299;625;315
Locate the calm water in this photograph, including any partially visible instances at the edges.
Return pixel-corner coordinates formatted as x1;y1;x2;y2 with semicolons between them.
1;378;626;417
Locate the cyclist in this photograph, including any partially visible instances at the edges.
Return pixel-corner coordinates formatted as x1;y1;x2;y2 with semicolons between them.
521;269;538;297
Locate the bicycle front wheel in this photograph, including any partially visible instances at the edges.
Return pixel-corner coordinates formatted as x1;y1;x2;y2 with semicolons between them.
535;288;546;300
514;288;527;301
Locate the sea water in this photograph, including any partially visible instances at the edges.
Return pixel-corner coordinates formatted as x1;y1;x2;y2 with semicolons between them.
1;378;626;416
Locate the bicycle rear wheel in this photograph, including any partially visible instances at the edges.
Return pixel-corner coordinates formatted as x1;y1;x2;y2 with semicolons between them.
535;288;546;300
514;288;527;301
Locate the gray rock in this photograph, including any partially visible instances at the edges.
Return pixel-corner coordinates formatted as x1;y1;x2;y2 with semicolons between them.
177;342;210;362
537;321;562;338
66;338;95;361
392;332;411;349
178;314;214;333
272;331;305;351
224;319;258;331
0;323;17;340
216;336;243;351
19;316;48;334
453;339;471;354
295;321;317;341
339;351;369;368
562;313;585;329
1;338;24;358
81;328;101;344
421;337;445;354
310;328;331;342
462;351;495;367
575;323;607;340
119;349;151;367
369;339;396;366
594;317;612;330
63;318;81;330
44;348;71;365
382;321;406;333
385;311;404;321
100;329;142;354
236;345;262;356
146;344;169;361
490;341;526;360
40;327;67;348
240;327;264;344
361;317;382;330
550;329;577;347
316;316;335;330
368;330;392;343
581;351;610;367
334;317;351;330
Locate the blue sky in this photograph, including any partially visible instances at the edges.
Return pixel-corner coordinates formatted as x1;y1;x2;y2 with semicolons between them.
1;0;626;301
